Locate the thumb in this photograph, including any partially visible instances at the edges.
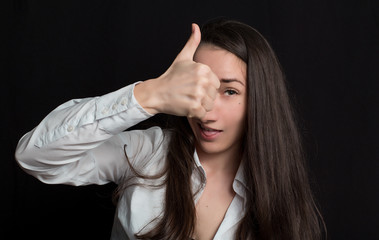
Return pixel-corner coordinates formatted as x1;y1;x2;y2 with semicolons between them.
174;23;201;62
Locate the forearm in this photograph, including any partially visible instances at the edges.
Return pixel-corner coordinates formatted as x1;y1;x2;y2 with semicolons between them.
15;82;152;185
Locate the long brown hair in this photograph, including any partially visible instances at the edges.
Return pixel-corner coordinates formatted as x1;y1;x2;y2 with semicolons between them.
116;18;325;239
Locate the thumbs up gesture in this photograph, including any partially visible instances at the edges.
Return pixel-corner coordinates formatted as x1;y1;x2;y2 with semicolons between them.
134;23;220;119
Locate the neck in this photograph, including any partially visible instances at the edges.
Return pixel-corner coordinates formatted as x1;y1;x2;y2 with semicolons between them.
196;144;242;177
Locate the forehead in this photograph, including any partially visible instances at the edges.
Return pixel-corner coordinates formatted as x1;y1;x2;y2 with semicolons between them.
194;44;247;85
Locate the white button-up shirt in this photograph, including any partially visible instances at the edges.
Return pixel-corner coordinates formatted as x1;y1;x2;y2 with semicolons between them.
15;83;247;239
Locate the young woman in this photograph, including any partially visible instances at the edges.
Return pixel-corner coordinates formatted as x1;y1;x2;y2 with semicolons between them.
15;18;325;239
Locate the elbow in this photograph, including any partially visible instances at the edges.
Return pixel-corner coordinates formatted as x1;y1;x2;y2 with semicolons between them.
14;138;87;186
14;148;66;185
14;134;50;182
14;133;36;171
14;141;41;180
14;137;31;170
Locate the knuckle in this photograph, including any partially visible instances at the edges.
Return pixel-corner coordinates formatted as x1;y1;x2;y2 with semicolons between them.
198;109;207;119
204;103;213;111
189;103;203;117
190;101;201;110
194;63;210;75
193;85;205;99
211;74;220;88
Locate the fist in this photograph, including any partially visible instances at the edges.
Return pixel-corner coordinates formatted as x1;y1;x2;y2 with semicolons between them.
135;24;220;119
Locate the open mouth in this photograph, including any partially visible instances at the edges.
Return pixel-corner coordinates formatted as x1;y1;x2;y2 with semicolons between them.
198;123;222;139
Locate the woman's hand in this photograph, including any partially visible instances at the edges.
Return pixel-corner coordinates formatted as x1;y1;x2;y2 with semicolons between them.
134;23;220;119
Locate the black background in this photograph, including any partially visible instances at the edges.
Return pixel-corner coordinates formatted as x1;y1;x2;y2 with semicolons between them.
3;0;378;239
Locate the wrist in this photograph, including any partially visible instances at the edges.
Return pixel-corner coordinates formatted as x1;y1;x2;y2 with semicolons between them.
133;79;161;115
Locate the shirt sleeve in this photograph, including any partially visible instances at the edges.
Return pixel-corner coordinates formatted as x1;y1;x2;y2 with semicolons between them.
14;82;163;186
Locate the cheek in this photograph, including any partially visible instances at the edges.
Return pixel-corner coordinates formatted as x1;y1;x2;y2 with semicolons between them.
235;100;247;129
223;101;246;127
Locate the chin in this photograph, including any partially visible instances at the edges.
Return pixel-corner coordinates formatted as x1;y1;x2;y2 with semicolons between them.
196;142;226;155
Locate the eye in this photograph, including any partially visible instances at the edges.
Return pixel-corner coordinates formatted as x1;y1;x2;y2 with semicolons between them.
224;89;238;96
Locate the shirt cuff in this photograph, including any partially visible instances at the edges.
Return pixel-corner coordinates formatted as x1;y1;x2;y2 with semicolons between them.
96;82;153;134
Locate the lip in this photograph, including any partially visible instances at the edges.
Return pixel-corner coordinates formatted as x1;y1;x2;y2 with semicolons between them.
197;123;222;141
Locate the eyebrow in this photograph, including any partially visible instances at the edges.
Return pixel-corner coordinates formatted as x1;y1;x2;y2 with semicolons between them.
220;78;245;86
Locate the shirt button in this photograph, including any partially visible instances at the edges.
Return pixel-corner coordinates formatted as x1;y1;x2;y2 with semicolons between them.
67;125;73;132
101;108;109;115
112;103;117;110
121;99;127;106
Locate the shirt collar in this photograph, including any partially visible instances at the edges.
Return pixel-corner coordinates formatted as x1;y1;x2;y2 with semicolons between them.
193;149;202;168
233;162;247;199
193;149;247;199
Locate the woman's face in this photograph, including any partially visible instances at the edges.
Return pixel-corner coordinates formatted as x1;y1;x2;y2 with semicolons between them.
188;44;247;158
